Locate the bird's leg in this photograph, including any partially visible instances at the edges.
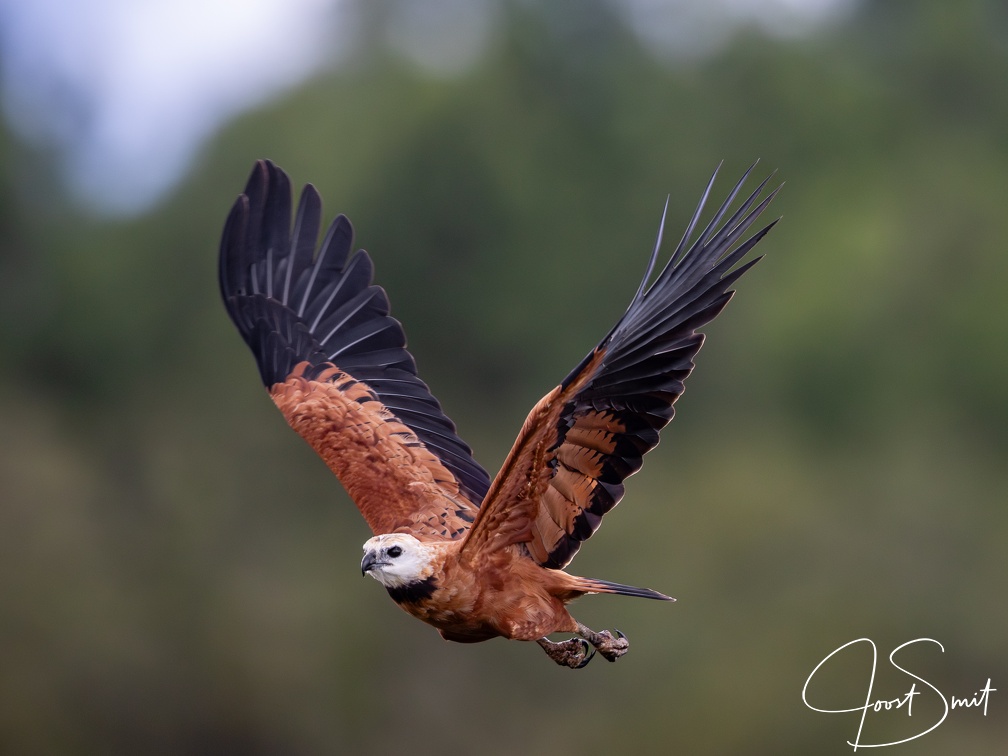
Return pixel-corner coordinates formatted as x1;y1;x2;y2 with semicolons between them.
575;621;629;662
537;636;596;669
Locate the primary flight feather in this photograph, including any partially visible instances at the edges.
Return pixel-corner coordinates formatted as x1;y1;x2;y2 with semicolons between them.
219;159;777;667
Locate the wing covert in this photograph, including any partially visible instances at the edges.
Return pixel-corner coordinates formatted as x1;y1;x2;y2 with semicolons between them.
463;164;779;567
220;160;491;538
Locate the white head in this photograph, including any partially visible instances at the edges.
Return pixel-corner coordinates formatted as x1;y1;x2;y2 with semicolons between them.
360;533;437;589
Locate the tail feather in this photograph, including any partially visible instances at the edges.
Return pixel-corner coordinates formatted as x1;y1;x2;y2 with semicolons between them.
581;578;675;601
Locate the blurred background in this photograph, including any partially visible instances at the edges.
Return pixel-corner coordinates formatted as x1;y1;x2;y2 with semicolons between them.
1;0;1006;753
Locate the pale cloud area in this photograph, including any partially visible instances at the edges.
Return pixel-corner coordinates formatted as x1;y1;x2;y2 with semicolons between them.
0;0;854;215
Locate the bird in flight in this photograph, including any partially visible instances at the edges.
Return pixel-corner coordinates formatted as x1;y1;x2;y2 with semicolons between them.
219;160;777;668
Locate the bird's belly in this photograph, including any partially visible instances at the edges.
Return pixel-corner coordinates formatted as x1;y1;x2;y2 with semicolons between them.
395;582;567;643
397;599;499;642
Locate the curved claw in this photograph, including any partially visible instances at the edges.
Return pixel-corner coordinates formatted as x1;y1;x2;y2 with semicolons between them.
538;636;598;669
575;641;597;669
614;629;626;640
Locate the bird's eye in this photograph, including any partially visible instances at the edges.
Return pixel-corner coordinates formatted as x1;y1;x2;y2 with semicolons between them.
387;546;403;558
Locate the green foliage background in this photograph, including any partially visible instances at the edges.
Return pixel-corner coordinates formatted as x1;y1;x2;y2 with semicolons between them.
1;1;1006;753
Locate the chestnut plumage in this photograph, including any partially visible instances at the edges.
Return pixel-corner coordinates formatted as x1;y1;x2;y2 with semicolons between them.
219;159;777;667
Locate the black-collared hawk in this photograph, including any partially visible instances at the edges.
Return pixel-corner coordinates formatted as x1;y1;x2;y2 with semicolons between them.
219;160;777;667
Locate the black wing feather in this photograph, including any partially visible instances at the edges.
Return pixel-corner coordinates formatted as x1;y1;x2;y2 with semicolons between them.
540;164;779;567
219;160;492;506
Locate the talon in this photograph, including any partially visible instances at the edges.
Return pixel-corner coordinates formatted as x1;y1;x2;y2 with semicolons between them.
575;641;596;669
572;621;630;663
598;628;629;662
538;636;597;669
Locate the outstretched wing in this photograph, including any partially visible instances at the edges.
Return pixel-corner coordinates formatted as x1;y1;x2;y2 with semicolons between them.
462;164;778;567
220;160;491;539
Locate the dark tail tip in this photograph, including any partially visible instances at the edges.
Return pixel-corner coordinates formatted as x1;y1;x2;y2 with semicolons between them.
587;578;675;601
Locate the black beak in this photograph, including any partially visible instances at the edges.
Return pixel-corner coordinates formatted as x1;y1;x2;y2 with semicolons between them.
361;551;377;576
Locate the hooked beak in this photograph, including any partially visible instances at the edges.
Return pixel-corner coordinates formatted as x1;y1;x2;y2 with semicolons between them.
361;551;378;576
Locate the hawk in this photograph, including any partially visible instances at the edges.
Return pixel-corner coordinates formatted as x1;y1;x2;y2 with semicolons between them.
219;160;777;668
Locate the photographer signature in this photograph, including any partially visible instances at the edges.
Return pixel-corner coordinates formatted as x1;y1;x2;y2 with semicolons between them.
802;638;995;750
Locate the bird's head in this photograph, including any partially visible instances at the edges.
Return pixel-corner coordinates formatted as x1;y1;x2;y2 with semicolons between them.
361;533;436;589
